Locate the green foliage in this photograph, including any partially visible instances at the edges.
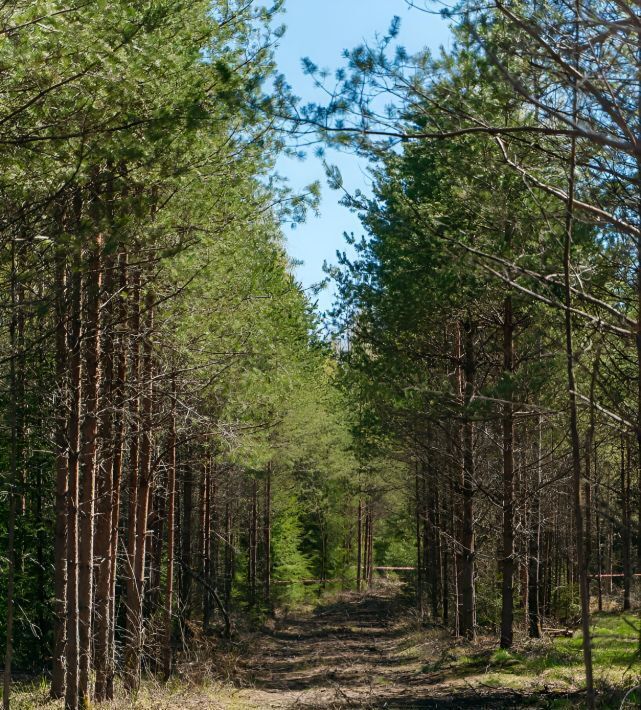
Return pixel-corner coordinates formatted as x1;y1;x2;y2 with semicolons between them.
376;511;415;568
0;0;361;675
272;495;313;603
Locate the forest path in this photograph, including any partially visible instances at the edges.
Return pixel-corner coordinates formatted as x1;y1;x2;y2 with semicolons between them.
230;585;544;709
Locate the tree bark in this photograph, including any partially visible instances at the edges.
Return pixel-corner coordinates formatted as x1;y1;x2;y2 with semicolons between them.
224;500;232;611
428;459;441;621
249;476;258;607
124;267;142;686
595;438;603;613
621;435;632;611
180;460;194;620
500;293;515;649
528;413;542;638
203;461;212;628
147;477;166;619
415;462;424;619
77;232;102;706
64;242;82;710
3;238;21;710
124;291;154;692
363;502;371;588
458;318;476;640
263;462;272;606
562;41;595;700
51;242;68;699
162;375;177;681
356;497;363;592
105;251;128;700
93;250;115;702
367;504;374;586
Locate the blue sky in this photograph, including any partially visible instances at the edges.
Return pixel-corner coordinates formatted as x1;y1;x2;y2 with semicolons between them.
274;1;452;315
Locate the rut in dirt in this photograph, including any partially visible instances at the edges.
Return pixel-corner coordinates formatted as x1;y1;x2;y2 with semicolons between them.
239;586;571;708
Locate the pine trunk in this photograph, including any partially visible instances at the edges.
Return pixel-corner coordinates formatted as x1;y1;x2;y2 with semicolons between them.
124;292;154;692
77;234;102;705
105;252;128;700
500;294;515;649
51;244;68;699
124;268;142;686
458;318;475;640
64;245;83;710
622;436;632;611
263;463;272;606
563;52;594;701
93;251;115;702
528;414;542;638
3;239;21;710
162;377;177;680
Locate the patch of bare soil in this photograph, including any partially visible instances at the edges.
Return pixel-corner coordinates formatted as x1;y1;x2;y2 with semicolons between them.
231;585;583;709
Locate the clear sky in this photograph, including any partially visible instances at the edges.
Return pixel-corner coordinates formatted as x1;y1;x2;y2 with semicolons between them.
274;1;452;315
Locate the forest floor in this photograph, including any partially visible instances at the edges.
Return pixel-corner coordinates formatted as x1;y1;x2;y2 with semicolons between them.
12;583;641;709
223;584;638;708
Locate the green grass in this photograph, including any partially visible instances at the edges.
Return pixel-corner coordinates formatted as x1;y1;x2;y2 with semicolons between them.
464;613;639;691
415;612;641;705
551;613;639;676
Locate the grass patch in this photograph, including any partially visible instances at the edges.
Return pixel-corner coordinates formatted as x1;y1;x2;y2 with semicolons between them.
416;612;641;702
5;677;251;710
555;613;640;675
459;613;640;682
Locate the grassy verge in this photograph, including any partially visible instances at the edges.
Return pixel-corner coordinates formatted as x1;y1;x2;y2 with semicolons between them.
404;612;641;706
3;677;257;710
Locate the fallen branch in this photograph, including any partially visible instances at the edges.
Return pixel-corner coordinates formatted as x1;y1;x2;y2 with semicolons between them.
543;627;574;638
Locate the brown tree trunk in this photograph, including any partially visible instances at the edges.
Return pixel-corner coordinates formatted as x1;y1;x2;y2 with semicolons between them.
51;243;68;700
595;438;603;613
263;462;272;606
203;462;212;628
249;477;258;607
93;251;115;702
224;500;232;610
78;233;102;706
363;502;371;588
458;318;476;640
3;239;21;710
621;435;632;611
500;294;515;649
124;267;142;686
428;459;441;621
105;251;128;700
563;52;594;702
210;470;219;607
367;501;374;588
196;465;206;617
147;479;166;617
356;497;363;592
162;376;177;681
443;427;456;627
65;243;83;710
422;472;429;607
582;353;599;614
124;292;154;692
180;461;194;620
528;414;542;638
415;462;424;619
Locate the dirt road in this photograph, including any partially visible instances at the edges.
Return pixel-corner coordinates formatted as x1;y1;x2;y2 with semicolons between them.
231;587;554;708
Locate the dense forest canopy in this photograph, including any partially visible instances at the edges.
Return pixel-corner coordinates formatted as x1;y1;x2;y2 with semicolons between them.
1;0;641;708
